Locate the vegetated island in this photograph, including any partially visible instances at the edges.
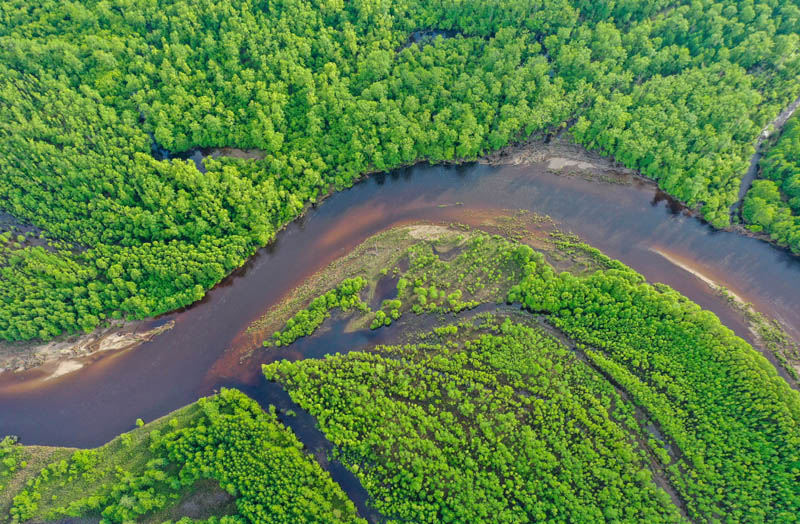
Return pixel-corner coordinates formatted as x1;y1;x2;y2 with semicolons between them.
3;224;798;524
2;0;800;344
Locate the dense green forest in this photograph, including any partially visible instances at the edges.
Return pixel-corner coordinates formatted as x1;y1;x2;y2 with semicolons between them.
266;316;687;523
743;113;800;253
509;250;800;522
1;389;363;524
262;230;800;523
4;227;799;523
1;0;799;341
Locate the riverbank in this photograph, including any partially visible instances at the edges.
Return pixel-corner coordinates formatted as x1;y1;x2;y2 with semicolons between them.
4;157;800;448
0;130;636;379
238;215;800;393
651;247;800;385
0;320;174;377
237;216;617;360
4;224;797;522
0;401;239;524
483;136;638;175
486;134;800;263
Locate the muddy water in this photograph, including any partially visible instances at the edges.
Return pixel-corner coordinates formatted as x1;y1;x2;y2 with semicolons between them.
2;162;800;447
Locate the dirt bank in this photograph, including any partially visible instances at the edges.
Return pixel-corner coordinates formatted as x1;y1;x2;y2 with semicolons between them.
482;137;639;177
0;321;174;377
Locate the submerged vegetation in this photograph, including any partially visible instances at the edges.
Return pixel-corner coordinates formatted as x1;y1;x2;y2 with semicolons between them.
2;0;800;341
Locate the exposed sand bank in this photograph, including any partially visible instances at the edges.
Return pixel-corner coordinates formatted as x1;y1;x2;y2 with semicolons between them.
0;321;174;377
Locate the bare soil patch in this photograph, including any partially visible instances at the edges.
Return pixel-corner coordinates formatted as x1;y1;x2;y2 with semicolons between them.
0;321;174;376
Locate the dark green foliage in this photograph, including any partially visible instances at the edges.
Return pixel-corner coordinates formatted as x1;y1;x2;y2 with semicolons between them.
2;0;800;341
159;389;363;524
743;115;800;253
509;253;800;523
265;316;686;523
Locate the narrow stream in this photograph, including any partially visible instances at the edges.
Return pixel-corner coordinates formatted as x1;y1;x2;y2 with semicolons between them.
520;312;692;521
222;378;386;522
215;305;500;523
730;94;800;221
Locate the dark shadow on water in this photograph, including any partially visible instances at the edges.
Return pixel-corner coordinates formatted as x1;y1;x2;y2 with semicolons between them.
651;189;688;216
397;29;460;51
370;273;399;310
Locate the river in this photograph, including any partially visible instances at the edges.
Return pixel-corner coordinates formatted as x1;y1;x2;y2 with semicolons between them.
1;159;800;448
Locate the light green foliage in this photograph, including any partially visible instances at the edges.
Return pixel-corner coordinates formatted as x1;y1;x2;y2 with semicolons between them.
263;229;800;523
6;390;363;524
159;389;364;524
400;234;521;315
744;115;800;253
265;231;526;343
2;0;799;341
509;252;800;523
10;449;100;522
0;437;26;492
269;277;368;346
0;0;570;342
265;317;686;523
370;299;402;329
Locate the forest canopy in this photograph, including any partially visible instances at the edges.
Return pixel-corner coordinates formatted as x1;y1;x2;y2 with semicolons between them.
3;389;364;524
3;227;799;523
1;0;799;341
743;113;800;253
264;230;800;523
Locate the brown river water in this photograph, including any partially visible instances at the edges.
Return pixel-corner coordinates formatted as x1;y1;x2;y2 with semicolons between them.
1;161;799;449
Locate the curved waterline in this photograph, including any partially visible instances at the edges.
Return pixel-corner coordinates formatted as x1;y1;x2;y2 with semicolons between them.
1;161;799;447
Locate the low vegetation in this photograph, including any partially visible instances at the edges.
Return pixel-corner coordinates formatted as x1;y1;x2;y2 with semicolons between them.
261;225;532;347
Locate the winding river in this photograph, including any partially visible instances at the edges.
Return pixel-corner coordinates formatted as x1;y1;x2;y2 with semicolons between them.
2;159;800;448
